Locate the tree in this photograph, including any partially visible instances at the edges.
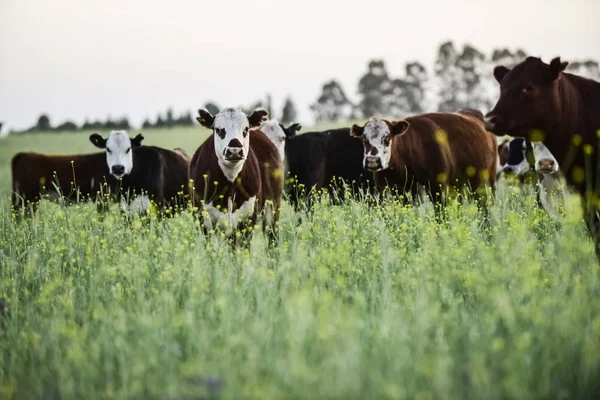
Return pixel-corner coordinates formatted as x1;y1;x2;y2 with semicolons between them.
166;108;174;128
204;102;220;116
435;41;462;112
310;80;354;122
175;111;194;126
281;96;298;124
142;119;153;129
266;94;274;119
567;60;600;81
35;114;52;131
357;60;392;117
491;48;527;68
55;121;78;131
455;44;490;110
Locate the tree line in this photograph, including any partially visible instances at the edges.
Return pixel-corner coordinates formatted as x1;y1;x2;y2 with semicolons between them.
11;40;599;133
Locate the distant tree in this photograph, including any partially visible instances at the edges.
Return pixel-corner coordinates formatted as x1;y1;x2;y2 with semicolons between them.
55;121;78;131
243;100;265;116
34;114;52;131
455;44;490;110
155;116;165;128
403;62;429;113
266;94;274;119
567;60;600;81
142;119;153;129
357;60;392;117
166;108;174;128
115;117;130;130
205;102;220;116
281;96;298;124
491;48;527;68
310;80;354;122
435;41;462;112
176;111;194;126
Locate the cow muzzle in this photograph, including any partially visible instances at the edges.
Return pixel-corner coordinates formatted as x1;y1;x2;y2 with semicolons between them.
537;159;557;174
224;147;245;162
502;165;516;174
364;156;382;171
111;165;125;178
484;113;503;134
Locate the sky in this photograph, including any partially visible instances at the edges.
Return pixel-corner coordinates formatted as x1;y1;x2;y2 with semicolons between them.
1;0;599;132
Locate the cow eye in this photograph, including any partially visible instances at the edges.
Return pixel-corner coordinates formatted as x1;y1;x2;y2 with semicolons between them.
215;128;226;139
126;148;131;154
243;127;249;137
523;85;535;93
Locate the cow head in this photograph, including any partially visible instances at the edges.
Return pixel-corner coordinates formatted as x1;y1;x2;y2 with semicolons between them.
485;56;569;140
196;107;268;181
501;138;558;176
350;117;409;171
260;120;302;163
89;131;144;178
532;142;559;174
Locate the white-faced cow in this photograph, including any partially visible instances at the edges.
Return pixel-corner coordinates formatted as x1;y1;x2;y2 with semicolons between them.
189;108;284;245
500;138;565;220
11;151;118;214
485;56;600;254
260;119;301;163
89;130;190;215
350;110;497;203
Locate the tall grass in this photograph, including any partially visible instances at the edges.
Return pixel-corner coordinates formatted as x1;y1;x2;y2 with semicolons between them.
1;129;600;399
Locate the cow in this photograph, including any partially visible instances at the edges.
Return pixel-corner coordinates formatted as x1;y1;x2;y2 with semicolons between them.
189;108;284;246
349;110;497;205
484;56;600;254
500;138;566;220
263;123;374;209
89;130;190;216
11;151;117;214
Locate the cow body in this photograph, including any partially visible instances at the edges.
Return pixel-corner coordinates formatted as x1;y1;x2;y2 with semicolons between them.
11;152;117;212
283;127;374;207
189;108;283;245
485;56;600;253
89;131;190;215
351;111;497;202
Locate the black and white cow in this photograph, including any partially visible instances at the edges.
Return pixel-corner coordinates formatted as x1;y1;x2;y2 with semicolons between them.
500;138;565;219
89;130;190;215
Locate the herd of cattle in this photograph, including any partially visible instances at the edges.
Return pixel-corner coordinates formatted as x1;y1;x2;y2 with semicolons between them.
9;56;600;252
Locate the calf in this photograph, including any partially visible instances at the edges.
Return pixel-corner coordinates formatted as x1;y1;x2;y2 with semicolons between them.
189;108;283;245
350;111;497;203
265;123;373;208
89;131;190;215
485;56;600;254
500;138;566;219
11;152;117;213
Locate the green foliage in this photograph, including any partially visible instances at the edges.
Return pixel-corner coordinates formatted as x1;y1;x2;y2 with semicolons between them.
1;128;600;399
281;96;297;125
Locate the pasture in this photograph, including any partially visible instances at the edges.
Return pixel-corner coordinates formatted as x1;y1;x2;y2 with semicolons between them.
1;126;600;399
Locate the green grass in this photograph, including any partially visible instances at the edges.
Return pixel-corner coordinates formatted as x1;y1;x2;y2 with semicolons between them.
1;127;600;399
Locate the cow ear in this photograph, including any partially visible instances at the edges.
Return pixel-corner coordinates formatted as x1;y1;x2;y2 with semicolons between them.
493;66;510;83
89;133;107;149
248;108;269;128
350;124;364;138
549;57;568;81
391;120;410;136
196;109;214;128
131;133;144;147
286;123;302;137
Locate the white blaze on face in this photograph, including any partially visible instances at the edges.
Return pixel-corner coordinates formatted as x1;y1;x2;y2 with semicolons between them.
105;130;133;178
261;120;286;162
213;109;251;182
362;118;393;170
532;142;559;174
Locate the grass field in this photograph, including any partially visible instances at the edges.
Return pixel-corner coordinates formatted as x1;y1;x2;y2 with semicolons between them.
1;126;600;399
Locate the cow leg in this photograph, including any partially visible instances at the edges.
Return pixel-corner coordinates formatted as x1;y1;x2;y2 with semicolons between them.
583;200;600;260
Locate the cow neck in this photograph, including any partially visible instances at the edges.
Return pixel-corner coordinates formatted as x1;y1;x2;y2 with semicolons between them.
208;149;260;204
218;158;245;183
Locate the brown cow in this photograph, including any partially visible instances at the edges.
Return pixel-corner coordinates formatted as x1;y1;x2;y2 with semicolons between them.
189;108;284;245
485;56;600;255
11;152;117;213
350;111;497;203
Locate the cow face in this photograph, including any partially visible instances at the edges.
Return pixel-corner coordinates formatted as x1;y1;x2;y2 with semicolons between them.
501;138;533;175
196;108;268;181
260;120;301;163
532;142;559;174
350;117;409;171
485;57;569;139
89;131;144;178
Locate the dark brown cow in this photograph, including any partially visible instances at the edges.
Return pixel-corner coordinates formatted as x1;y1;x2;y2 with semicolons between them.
11;152;117;213
189;108;284;245
350;111;497;203
485;56;600;254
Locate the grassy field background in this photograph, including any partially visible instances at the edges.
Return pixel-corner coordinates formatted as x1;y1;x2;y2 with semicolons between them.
1;125;600;399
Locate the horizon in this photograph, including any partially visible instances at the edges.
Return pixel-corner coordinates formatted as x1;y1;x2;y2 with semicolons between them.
1;0;599;132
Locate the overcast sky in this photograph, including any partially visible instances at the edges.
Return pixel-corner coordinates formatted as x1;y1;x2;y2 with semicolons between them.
1;0;599;131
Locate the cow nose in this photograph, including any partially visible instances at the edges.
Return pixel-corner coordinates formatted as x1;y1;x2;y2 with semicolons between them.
538;159;556;171
225;147;244;159
112;165;125;175
365;156;381;169
502;165;513;174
